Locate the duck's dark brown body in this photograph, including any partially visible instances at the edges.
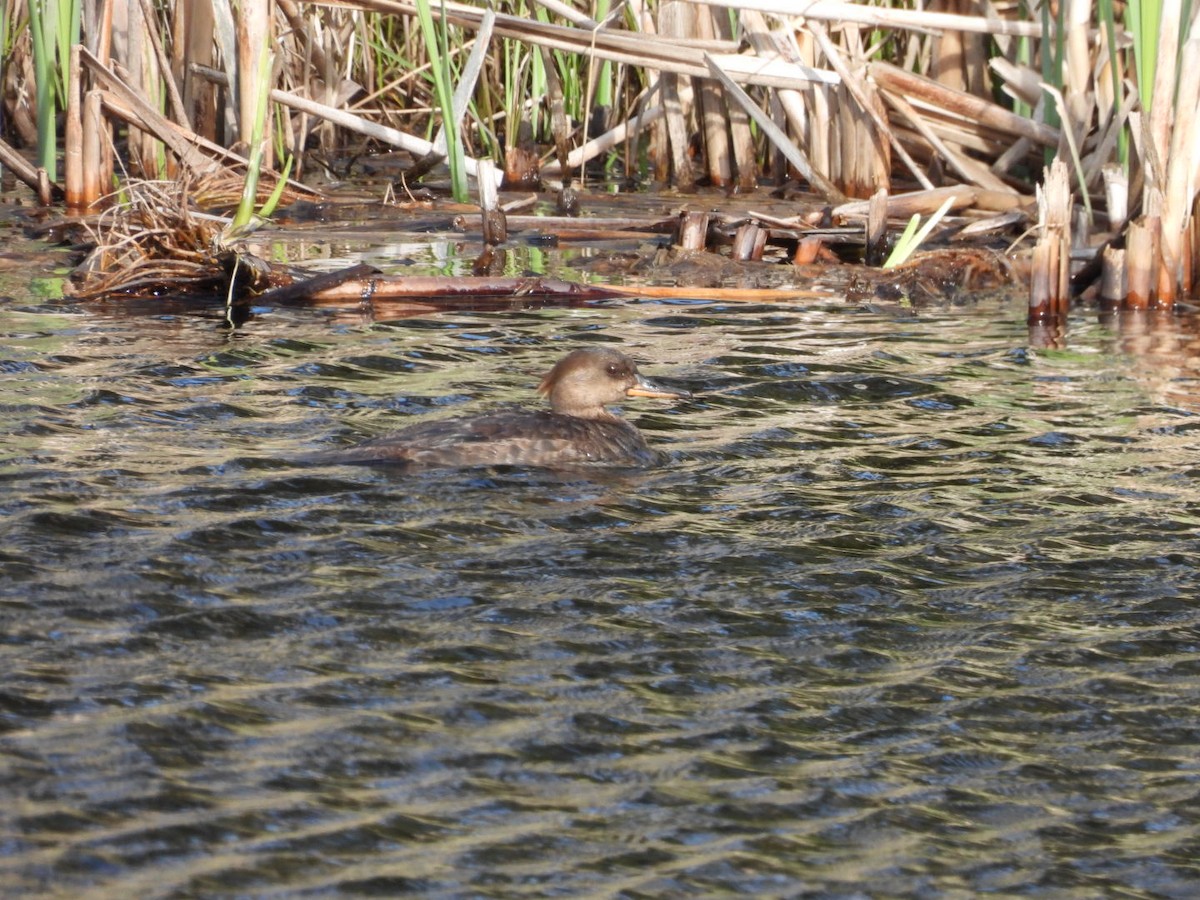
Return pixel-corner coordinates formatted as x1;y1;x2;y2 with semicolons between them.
329;409;660;468
315;347;685;470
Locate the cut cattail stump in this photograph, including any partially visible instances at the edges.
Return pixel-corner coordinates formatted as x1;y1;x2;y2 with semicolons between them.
477;160;506;246
1028;159;1071;324
1125;217;1158;309
731;222;768;261
82;91;105;208
865;188;888;266
1156;36;1200;306
65;45;84;209
1102;164;1127;230
676;211;711;251
1100;245;1126;306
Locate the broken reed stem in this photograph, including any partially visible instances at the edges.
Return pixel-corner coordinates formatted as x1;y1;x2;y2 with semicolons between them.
731;222;768;261
806;21;923;193
1125;217;1158;308
865;187;888;267
694;6;730;188
694;0;1048;39
1101;244;1127;304
1029;159;1071;323
703;52;843;202
676;210;710;250
191;63;502;186
82;91;104;207
477;159;506;245
65;44;84;209
869;61;1060;148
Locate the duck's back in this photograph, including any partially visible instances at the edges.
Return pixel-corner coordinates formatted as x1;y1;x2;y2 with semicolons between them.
324;410;659;469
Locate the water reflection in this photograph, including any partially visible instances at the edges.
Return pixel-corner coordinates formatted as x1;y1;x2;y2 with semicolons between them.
2;289;1199;897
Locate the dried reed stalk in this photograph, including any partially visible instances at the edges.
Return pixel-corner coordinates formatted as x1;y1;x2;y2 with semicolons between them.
1029;159;1072;322
658;0;697;190
64;45;85;209
1158;37;1200;304
870;62;1058;148
695;0;1046;38
1126;217;1159;309
191;63;504;187
703;54;843;202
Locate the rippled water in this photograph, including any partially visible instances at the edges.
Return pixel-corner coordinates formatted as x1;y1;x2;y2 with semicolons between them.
3;279;1200;897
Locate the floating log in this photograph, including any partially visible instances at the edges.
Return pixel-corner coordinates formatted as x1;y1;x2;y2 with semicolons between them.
249;263;835;310
303;274;626;305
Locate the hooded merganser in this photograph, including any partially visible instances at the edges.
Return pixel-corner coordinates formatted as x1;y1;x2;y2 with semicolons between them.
318;347;687;469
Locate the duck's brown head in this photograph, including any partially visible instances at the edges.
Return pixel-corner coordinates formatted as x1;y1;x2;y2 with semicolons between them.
537;348;687;419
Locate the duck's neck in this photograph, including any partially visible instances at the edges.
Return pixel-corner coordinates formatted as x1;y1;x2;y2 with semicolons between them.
551;402;621;422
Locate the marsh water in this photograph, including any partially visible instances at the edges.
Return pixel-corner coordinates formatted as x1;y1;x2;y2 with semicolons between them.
2;216;1200;897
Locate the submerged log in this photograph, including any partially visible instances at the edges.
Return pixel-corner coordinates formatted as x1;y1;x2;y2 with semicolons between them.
298;274;628;305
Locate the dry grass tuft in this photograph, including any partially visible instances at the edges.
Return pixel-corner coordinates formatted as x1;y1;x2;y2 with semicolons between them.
71;179;226;300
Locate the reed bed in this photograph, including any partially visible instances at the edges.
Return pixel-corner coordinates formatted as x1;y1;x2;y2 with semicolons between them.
1;0;1197;315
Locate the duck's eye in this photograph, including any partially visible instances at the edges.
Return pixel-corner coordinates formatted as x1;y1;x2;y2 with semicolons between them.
606;363;622;377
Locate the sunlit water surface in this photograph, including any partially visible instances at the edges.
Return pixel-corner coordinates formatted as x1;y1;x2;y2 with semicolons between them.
2;285;1200;898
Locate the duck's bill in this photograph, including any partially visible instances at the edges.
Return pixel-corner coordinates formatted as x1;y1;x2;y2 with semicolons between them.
626;375;691;400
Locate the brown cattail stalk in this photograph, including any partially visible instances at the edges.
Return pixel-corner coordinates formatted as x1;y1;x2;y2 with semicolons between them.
82;90;104;208
64;44;84;209
477;160;506;246
1158;36;1200;305
1029;159;1071;322
1125;216;1159;308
